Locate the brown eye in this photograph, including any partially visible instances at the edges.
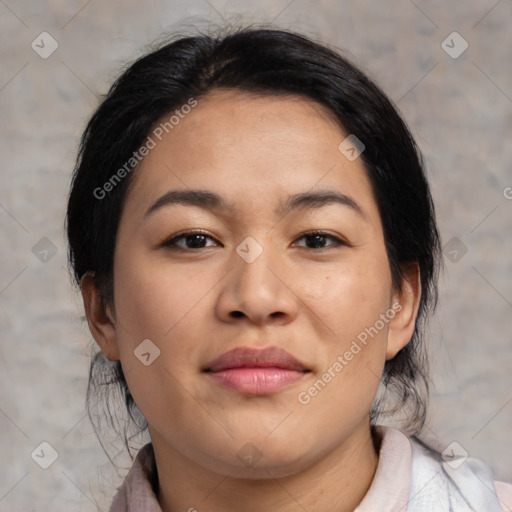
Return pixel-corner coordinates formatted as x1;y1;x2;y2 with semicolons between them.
294;231;348;249
163;231;220;250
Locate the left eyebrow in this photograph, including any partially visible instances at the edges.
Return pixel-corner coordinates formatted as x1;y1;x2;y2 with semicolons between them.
277;190;369;221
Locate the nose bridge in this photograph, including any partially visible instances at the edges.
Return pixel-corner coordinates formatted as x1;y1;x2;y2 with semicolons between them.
217;234;297;323
234;234;283;298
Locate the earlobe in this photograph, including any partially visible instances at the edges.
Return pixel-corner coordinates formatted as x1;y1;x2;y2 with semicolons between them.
80;272;120;361
386;263;422;360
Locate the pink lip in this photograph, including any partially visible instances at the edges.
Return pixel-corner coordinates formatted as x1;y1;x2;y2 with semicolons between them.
203;346;309;395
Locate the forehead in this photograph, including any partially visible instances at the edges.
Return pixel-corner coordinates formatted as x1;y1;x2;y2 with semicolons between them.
122;89;379;223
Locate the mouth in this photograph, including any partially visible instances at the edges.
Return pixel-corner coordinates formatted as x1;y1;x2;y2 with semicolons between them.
203;346;311;395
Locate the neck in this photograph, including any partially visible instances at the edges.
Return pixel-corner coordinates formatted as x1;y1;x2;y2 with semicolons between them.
151;418;379;512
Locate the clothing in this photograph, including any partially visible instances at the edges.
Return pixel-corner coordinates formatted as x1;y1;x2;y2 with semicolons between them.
109;426;512;512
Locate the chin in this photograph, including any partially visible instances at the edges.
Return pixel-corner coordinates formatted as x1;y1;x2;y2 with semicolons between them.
197;441;319;480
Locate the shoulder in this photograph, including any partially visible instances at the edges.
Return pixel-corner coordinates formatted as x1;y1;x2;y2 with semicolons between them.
357;426;511;512
109;443;162;512
408;434;511;512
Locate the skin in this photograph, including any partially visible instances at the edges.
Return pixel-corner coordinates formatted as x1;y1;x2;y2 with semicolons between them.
82;90;421;512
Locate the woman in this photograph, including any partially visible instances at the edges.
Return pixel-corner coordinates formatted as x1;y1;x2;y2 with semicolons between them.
66;27;512;511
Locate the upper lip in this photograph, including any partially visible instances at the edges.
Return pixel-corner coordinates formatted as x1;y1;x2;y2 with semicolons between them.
204;346;309;372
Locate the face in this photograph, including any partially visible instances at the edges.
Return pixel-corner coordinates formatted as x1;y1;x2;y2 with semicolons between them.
87;90;417;478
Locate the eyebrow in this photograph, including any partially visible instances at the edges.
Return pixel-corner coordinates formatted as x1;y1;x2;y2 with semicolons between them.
144;189;367;220
145;190;235;217
278;190;367;220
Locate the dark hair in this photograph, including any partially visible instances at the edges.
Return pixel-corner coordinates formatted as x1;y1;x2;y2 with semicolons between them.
66;25;441;461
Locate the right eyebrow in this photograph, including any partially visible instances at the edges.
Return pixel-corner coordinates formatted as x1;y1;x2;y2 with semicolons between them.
144;189;236;218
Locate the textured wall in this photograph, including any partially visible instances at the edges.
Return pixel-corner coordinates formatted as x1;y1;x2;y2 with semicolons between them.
1;1;511;510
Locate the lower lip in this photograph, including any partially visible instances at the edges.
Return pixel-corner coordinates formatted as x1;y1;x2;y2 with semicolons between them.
206;367;306;395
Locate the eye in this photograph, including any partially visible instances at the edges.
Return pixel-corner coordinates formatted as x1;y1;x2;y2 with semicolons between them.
293;231;348;249
161;230;220;250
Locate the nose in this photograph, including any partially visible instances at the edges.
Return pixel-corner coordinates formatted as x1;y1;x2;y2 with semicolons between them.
215;240;298;327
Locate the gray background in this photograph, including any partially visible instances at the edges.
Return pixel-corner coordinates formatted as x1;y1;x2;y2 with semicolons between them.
1;1;511;510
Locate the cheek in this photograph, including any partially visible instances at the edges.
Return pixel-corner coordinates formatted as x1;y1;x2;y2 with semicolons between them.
293;247;392;411
295;259;391;431
112;250;219;341
295;249;393;343
111;251;225;403
111;255;209;425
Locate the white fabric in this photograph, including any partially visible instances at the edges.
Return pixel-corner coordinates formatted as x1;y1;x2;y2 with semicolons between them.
110;426;512;511
356;426;511;512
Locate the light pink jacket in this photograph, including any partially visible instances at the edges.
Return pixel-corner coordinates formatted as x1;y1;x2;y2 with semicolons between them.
109;426;512;511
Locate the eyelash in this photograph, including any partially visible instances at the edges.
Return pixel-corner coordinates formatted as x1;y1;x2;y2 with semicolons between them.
161;230;349;251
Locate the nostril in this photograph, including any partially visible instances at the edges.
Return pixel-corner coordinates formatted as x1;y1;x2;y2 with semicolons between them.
230;311;244;318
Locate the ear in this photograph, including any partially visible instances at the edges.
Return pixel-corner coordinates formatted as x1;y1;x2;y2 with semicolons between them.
80;272;120;361
386;263;421;360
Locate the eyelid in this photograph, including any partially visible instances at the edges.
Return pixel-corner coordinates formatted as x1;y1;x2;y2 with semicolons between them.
159;229;221;248
292;230;351;249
